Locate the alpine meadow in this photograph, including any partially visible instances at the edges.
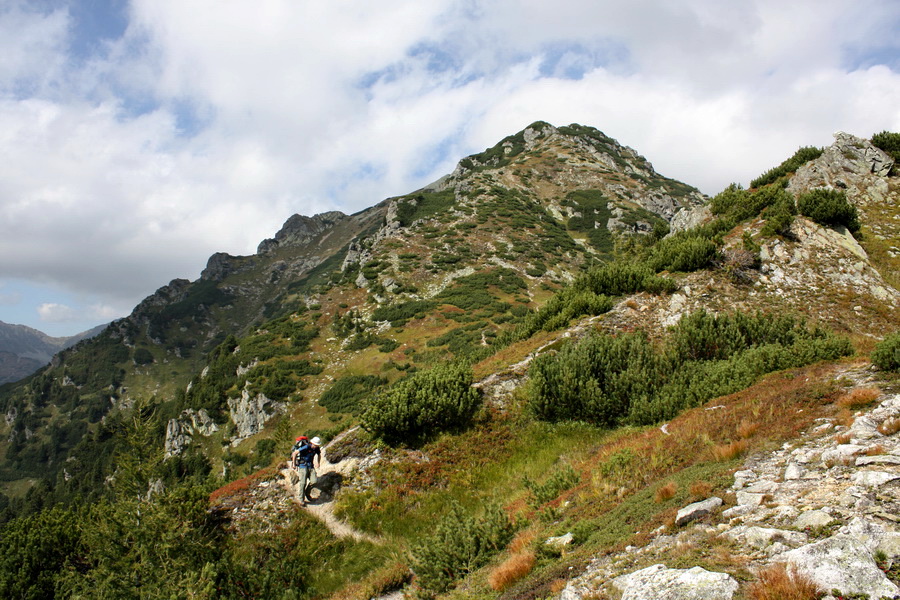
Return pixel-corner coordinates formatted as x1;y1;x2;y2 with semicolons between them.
2;122;900;600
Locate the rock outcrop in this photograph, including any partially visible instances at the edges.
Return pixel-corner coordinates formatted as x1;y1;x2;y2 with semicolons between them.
559;384;900;600
163;408;220;457
227;388;284;443
256;211;346;254
607;565;738;600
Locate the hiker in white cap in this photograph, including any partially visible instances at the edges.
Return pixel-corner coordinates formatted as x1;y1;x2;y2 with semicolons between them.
294;436;321;505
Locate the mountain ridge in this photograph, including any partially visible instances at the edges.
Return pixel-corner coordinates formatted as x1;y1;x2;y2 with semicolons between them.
0;320;105;385
0;121;898;600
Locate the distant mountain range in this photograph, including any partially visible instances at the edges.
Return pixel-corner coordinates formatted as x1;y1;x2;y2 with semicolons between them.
0;321;106;384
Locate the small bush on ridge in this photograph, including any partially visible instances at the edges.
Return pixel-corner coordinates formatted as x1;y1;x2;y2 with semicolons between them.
361;364;481;445
796;189;860;233
871;332;900;371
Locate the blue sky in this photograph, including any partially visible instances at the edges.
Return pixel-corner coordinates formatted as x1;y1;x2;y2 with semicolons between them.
1;0;899;337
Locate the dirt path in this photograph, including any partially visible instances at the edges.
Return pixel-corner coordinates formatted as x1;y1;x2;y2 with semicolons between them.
280;450;381;545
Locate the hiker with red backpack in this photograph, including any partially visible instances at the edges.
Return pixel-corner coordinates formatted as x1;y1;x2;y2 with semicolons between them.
290;435;321;506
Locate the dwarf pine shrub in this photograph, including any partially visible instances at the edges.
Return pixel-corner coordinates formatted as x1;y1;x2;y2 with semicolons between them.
529;310;853;427
647;233;719;272
750;146;823;189
872;130;900;175
411;502;514;594
872;332;900;371
796;189;860;233
361;364;481;445
522;464;580;507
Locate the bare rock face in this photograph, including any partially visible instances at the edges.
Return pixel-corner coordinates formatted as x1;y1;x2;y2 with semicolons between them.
609;564;739;600
257;211;346;254
164;408;220;457
787;132;894;203
227;388;284;443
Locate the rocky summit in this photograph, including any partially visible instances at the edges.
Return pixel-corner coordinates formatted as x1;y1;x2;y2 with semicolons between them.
0;122;898;600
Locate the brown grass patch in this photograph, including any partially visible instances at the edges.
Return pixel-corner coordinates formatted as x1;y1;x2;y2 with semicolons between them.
549;579;568;594
654;481;678;503
834;431;852;444
737;419;760;439
865;444;885;456
508;530;536;554
689;480;713;498
712;439;749;462
746;563;822;600
488;551;536;591
878;417;900;436
209;466;277;507
836;387;881;411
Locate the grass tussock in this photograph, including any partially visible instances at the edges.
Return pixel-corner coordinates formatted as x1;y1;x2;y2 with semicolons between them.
834;431;852;445
689;480;713;498
737;419;760;439
508;530;536;554
654;482;678;503
836;387;881;411
865;444;885;456
746;563;822;600
488;551;536;591
712;439;749;462
878;417;900;436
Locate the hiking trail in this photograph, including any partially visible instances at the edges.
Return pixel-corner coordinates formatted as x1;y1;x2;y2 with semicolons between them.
280;440;382;545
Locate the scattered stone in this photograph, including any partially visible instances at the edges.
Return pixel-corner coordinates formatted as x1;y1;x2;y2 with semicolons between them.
545;533;574;552
821;444;864;465
784;463;806;480
610;564;738;600
793;510;836;530
722;505;754;520
781;535;900;599
745;480;778;494
675;497;722;527
722;526;807;550
736;491;766;507
855;454;900;466
851;471;900;487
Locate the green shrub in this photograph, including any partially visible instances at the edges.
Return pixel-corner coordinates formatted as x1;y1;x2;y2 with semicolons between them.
872;332;900;371
133;348;154;365
750;146;823;188
411;502;513;594
648;234;718;272
796;189;860;233
523;464;580;507
528;310;853;427
361;364;481;445
871;131;900;175
320;375;388;414
760;191;797;237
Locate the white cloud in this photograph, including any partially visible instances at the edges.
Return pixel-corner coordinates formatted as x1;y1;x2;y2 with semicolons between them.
37;302;78;323
1;0;900;335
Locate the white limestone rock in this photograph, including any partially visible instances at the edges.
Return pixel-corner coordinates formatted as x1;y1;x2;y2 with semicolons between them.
793;510;836;530
675;497;723;527
851;470;900;487
611;564;738;600
723;526;807;549
782;534;900;599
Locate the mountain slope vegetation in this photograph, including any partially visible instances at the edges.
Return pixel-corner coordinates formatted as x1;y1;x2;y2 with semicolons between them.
0;123;898;600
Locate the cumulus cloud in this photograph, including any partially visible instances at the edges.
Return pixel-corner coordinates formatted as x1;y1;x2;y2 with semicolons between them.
37;302;78;323
1;0;899;335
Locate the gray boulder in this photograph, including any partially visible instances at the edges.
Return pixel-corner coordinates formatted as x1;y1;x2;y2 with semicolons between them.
675;497;722;526
611;564;738;600
782;534;900;599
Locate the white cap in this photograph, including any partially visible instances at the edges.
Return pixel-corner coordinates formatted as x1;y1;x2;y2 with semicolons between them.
311;436;321;446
